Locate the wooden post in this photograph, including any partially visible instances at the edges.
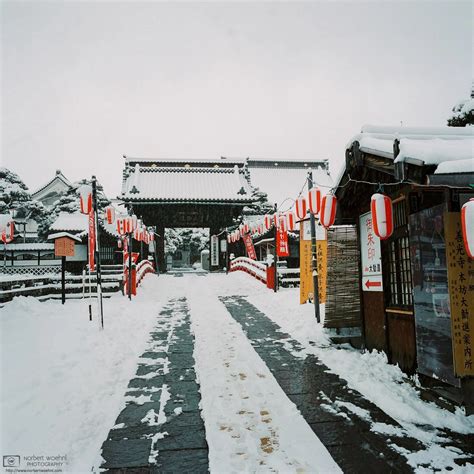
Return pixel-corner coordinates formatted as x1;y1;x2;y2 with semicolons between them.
308;171;321;323
61;255;66;305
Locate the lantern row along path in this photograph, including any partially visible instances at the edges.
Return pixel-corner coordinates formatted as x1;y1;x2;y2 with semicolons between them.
96;273;474;473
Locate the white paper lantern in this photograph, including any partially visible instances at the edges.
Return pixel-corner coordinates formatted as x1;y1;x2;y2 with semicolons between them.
462;198;474;259
78;185;92;215
308;188;321;215
320;194;337;228
371;193;393;240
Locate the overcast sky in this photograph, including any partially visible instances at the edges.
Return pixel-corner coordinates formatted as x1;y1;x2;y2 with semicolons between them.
2;0;472;198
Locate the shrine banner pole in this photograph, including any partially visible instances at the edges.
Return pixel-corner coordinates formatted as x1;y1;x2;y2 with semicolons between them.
92;176;104;329
308;171;321;323
273;203;278;293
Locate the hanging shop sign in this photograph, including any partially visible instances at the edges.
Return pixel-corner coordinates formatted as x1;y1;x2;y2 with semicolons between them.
276;226;289;257
299;220;327;304
445;212;474;377
211;234;219;266
243;233;257;260
359;211;383;292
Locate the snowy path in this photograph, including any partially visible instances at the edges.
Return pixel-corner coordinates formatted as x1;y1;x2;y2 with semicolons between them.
2;271;473;472
184;276;341;473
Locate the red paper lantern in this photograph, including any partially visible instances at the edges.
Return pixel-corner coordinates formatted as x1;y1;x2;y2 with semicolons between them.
320;194;337;228
227;234;231;244
371;193;393;240
264;214;272;230
279;215;287;232
243;222;249;234
149;231;155;242
308;188;321;215
117;239;123;249
78;185;92;215
116;218;125;235
131;215;138;231
295;196;307;220
273;213;280;227
105;206;115;225
461;198;474;259
286;212;296;231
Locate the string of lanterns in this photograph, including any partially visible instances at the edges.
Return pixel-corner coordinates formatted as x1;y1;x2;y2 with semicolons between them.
78;184;154;246
226;177;473;261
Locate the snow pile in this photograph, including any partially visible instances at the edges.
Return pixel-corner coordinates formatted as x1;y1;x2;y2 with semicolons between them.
0;277;161;472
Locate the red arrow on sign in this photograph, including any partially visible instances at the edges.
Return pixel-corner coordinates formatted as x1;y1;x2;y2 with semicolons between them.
365;279;382;289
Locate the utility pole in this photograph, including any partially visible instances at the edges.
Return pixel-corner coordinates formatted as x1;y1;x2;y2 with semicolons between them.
92;176;104;329
308;171;321;323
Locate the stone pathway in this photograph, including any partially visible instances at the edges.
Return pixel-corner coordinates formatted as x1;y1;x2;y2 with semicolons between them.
100;298;208;473
220;295;433;473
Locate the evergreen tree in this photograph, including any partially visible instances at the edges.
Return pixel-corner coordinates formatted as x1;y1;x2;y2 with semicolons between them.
0;167;48;231
447;82;474;127
38;178;110;240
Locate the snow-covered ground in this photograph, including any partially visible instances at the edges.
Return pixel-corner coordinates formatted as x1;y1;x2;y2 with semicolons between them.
0;277;164;472
1;271;473;473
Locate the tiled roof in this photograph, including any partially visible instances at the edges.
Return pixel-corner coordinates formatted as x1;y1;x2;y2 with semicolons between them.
248;163;333;209
31;170;71;197
0;243;54;251
121;165;252;203
50;212;120;238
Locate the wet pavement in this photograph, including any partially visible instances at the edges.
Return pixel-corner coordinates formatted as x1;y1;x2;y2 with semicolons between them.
220;295;465;473
100;298;208;473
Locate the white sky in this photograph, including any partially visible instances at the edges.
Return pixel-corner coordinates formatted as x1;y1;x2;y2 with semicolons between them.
1;0;472;198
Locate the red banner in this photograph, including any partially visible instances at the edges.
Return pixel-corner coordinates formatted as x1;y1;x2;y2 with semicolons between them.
123;252;140;267
88;210;96;271
276;227;290;257
243;233;257;260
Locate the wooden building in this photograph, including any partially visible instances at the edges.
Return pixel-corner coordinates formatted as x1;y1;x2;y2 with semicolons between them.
120;156;332;272
335;125;474;410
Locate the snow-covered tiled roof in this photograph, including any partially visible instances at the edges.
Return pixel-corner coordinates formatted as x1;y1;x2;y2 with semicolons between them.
248;162;333;208
346;125;474;174
121;165;253;203
50;212;120;238
124;156;246;166
50;212;88;233
0;243;54;251
31;170;71;197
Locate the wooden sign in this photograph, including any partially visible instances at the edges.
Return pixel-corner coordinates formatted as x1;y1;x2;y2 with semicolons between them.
54;236;75;257
299;221;327;304
445;212;474;377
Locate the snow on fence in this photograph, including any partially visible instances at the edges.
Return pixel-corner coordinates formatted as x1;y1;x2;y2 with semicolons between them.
229;257;267;284
0;264;124;304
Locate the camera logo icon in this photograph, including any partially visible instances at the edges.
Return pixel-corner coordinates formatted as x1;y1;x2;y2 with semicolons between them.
3;455;20;467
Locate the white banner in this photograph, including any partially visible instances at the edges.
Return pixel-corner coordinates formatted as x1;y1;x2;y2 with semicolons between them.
211;235;219;266
359;211;383;291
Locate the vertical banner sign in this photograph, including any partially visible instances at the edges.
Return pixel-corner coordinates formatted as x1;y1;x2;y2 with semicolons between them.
211;235;219;266
300;220;327;304
243;233;257;260
88;210;96;271
445;212;474;377
276;227;290;257
359;211;383;291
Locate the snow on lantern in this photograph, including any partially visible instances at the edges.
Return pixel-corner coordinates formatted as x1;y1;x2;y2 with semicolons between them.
78;185;93;215
286;211;296;231
461;198;474;259
295;196;307;220
105;206;115;225
320;194;337;228
308;188;321;215
371;193;393;240
264;214;272;230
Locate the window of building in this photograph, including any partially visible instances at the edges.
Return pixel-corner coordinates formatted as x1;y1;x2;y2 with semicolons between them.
385;198;413;307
